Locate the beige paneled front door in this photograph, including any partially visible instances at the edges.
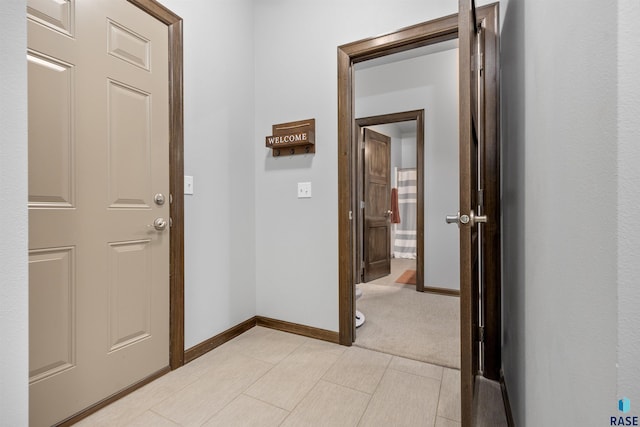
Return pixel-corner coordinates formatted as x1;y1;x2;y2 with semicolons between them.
28;0;170;425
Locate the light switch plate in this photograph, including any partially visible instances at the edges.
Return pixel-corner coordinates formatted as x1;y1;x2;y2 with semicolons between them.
184;175;194;195
298;182;311;198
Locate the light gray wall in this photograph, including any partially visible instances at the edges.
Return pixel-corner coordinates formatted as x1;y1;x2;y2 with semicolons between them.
253;0;474;330
617;0;640;406
0;1;29;425
401;135;417;169
355;49;460;290
502;0;620;425
390;126;404;182
140;0;257;349
500;0;526;423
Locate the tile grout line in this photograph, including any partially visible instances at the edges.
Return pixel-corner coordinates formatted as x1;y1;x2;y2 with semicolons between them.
432;380;443;427
353;342;462;370
438;414;462;423
239;338;347;423
280;344;347;416
240;390;292;413
149;407;182;426
353;351;394;426
229;330;308;365
158;334;296;427
197;392;254;427
118;368;213;422
435;368;463;424
386;355;445;382
319;376;376;397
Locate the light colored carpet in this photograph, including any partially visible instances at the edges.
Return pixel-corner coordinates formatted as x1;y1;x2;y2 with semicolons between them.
355;272;460;369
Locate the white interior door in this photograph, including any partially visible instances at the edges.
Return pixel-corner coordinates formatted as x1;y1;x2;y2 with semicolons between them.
28;0;170;425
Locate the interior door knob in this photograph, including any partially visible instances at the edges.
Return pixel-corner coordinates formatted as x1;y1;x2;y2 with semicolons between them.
474;214;488;224
446;210;487;227
446;213;460;225
469;210;488;226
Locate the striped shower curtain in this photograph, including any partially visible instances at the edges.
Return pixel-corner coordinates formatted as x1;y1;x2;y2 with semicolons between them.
393;168;417;259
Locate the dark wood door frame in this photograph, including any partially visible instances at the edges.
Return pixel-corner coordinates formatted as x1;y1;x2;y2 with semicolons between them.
337;5;500;426
339;13;460;347
354;111;425;294
128;0;185;370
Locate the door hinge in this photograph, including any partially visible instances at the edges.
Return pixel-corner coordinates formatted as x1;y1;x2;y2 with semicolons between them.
472;53;484;72
349;210;353;220
477;326;485;343
360;201;365;209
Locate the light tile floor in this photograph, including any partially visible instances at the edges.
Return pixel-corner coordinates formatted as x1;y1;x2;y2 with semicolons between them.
77;326;461;427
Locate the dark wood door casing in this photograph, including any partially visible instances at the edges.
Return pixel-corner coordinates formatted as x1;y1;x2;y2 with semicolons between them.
338;12;461;348
337;5;500;427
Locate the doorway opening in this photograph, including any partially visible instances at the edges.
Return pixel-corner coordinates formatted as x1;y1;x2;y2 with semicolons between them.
338;14;463;347
337;3;501;425
354;112;425;292
351;38;462;371
353;110;461;368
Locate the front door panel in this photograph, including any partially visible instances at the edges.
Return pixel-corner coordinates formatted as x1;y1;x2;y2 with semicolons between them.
28;0;170;425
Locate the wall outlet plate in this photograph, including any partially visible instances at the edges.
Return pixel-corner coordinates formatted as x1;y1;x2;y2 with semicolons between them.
298;182;311;198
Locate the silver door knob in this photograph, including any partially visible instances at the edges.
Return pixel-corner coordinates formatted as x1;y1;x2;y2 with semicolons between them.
469;210;487;226
474;214;488;224
154;193;166;206
446;210;487;227
446;212;461;225
152;217;167;231
384;210;393;217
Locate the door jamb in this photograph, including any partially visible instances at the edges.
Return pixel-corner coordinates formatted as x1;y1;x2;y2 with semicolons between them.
354;111;425;293
127;0;185;370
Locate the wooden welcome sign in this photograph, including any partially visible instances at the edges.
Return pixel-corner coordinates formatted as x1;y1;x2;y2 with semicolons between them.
265;118;315;157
